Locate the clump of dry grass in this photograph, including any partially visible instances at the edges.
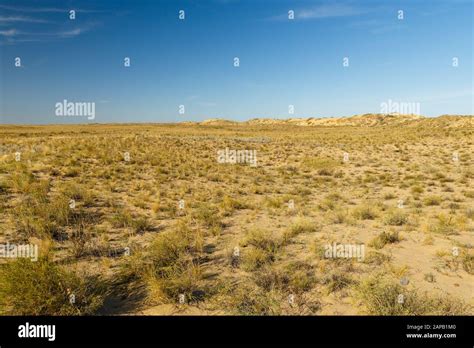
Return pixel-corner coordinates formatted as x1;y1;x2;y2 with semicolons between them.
14;191;72;240
369;230;401;249
145;259;206;304
113;219;206;305
8;171;36;194
253;262;317;295
264;196;285;209
302;157;340;176
0;257;107;315
353;204;378;220
322;271;354;294
220;195;248;215
328;209;352;224
191;204;224;235
124;220;210;304
461;250;474;275
223;282;283;315
428;213;460;235
110;208;153;234
60;182;95;207
411;185;424;194
384;209;409;226
423;195;442;206
318;192;343;211
241;229;281;271
363;251;391;265
282;216;320;242
70;222;94;257
147;221;203;268
357;273;470;315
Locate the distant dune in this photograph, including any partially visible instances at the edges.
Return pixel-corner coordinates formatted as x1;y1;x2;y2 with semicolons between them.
196;114;474;128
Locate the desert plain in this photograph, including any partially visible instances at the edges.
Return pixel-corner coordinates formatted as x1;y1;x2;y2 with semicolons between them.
0;114;472;315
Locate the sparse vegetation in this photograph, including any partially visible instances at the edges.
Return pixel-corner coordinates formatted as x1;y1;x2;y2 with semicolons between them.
0;121;472;315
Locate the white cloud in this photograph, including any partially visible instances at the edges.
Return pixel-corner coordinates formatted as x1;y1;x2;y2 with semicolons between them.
0;4;64;12
0;15;49;24
269;3;365;21
0;5;101;13
298;4;364;20
0;29;17;36
1;25;94;44
59;28;86;37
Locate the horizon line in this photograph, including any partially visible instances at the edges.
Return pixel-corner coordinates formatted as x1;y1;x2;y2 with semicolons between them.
1;113;474;127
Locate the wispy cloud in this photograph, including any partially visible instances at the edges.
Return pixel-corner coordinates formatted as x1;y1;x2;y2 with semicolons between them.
0;4;63;13
299;4;364;19
0;4;102;13
269;3;365;21
349;17;405;35
1;24;95;43
58;27;88;38
0;15;50;24
0;29;17;36
0;4;109;44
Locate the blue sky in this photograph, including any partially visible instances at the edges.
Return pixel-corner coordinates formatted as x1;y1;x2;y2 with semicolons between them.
0;0;472;124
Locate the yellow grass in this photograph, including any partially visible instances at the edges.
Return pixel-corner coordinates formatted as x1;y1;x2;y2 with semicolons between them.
0;119;472;315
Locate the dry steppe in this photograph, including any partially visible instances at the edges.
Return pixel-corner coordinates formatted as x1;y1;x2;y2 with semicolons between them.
0;114;473;315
